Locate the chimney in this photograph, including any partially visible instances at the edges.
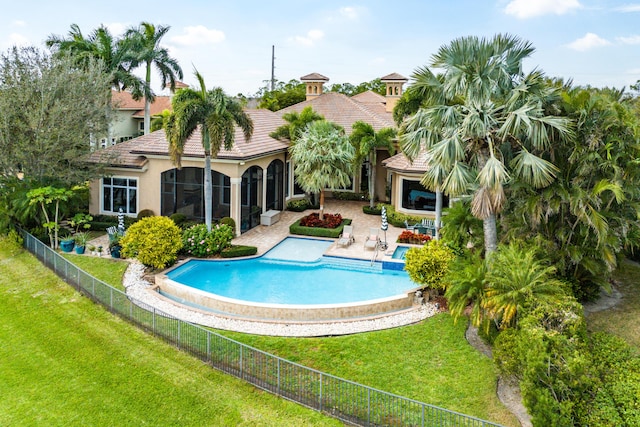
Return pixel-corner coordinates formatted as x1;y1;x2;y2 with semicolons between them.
300;73;329;101
380;73;408;113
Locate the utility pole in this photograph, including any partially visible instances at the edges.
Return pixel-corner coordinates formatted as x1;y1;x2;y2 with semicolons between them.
270;45;275;92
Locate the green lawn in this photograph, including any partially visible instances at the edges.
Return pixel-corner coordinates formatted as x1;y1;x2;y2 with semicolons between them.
0;237;341;427
61;252;128;289
587;259;640;351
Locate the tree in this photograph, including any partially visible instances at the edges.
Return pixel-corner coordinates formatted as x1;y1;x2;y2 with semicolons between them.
165;70;253;231
289;120;355;219
270;106;324;142
504;85;640;298
46;23;141;93
350;121;396;208
257;79;306;111
399;34;573;254
0;47;112;185
328;78;386;96
125;22;183;135
26;186;75;249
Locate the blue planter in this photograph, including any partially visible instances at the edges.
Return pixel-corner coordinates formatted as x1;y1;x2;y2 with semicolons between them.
74;245;85;255
110;246;121;258
60;240;75;253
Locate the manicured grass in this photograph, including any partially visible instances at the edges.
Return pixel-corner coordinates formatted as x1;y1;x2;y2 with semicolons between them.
587;259;640;351
0;237;340;427
219;316;518;426
61;253;128;289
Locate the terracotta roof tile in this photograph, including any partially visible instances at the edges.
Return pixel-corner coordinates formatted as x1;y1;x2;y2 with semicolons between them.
278;92;395;133
351;90;387;104
300;72;330;81
111;90;172;116
380;72;408;82
88;109;288;168
382;150;430;173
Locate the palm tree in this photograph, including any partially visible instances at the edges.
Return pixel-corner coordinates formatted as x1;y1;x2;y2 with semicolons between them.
445;254;488;329
164;70;253;231
400;34;573;254
349;121;396;208
125;22;183;135
484;242;567;329
270;106;324;142
46;24;141;92
289;120;355;220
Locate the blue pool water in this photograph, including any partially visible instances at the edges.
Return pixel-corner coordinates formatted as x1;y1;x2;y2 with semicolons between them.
392;246;410;260
166;238;417;305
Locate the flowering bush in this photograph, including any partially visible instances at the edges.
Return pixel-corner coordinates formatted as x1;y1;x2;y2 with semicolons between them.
299;213;343;229
182;223;234;257
397;230;432;245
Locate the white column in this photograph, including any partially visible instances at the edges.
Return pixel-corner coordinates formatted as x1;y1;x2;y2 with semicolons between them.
230;177;242;235
262;168;268;212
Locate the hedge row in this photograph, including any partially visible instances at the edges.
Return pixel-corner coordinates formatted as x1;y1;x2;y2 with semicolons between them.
289;218;352;238
220;245;258;258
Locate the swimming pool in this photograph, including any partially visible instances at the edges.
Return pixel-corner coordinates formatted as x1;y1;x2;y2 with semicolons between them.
157;237;420;321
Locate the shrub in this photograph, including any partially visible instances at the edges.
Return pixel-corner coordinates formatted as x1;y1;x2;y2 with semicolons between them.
299;213;342;229
219;217;236;231
286;198;310;212
379;203;424;228
397;230;431;244
332;190;366;201
290;218;351;238
137;209;155;220
404;240;455;291
363;205;381;215
120;216;182;269
182;223;234;257
169;213;187;228
220;245;258;258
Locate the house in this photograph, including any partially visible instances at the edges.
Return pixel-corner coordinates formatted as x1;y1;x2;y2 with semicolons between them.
87;73;442;235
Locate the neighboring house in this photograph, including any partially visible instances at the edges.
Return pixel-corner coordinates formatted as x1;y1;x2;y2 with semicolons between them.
87;72;442;235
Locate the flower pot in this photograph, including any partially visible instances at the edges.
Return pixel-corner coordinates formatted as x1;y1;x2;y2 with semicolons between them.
60;240;75;253
74;245;85;255
110;246;121;259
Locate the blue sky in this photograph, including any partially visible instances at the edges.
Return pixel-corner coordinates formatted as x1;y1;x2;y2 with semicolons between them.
1;0;639;95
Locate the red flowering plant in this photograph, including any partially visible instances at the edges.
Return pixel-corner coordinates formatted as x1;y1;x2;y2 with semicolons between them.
397;230;432;245
299;213;343;229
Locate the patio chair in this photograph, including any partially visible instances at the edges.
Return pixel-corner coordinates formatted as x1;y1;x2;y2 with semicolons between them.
337;225;355;247
364;227;380;250
404;220;416;232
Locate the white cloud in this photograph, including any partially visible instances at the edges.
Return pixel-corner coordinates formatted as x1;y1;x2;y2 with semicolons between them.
567;33;611;51
618;35;640;44
2;33;30;49
340;7;359;20
171;25;225;46
289;29;324;47
504;0;582;19
616;4;640;12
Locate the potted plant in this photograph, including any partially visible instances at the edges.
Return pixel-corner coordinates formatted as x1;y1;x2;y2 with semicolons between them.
97;246;103;257
74;232;90;254
60;235;75;253
109;234;122;259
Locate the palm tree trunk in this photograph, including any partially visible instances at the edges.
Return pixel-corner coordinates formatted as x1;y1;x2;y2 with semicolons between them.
369;152;376;208
144;61;151;135
204;154;213;232
483;213;498;254
435;190;443;239
319;189;325;221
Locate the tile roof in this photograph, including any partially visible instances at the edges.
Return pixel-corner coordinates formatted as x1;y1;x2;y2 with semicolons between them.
111;90;172;117
89;109;288;168
300;72;330;81
351;90;387;104
382;150;430;173
380;72;408;82
278;91;395;133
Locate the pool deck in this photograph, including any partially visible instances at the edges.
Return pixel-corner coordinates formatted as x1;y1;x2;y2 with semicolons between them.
232;200;407;262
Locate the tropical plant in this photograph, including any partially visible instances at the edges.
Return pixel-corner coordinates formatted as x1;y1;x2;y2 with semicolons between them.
484;242;567;329
350;121;396;208
26;186;75;249
165;70;253;231
69;213;93;233
270;106;324;142
73;231;90;247
288;120;355;220
399;34;573;254
182;223;234;257
404;240;455;292
257;79;306;111
125;22;183;135
46;23;142;93
438;199;483;254
445;253;488;328
120;216;182;269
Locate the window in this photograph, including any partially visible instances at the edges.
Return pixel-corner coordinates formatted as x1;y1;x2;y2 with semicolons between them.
103;177;137;214
400;179;448;212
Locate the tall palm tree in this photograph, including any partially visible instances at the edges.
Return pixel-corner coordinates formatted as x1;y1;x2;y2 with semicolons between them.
126;22;183;135
270;106;324;142
289;120;355;220
165;70;253;231
400;34;573;254
350;121;396;208
46;24;141;92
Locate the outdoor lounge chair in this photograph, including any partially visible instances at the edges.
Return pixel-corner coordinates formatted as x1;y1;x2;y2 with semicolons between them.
404;220;416;232
364;227;380;250
337;225;355;247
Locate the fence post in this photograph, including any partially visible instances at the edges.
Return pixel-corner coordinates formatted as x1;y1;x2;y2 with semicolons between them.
319;372;323;413
277;358;281;396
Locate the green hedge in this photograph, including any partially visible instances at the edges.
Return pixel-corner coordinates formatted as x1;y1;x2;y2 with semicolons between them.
289;218;352;238
220;245;258;258
363;205;381;215
379;203;426;227
332;191;366;201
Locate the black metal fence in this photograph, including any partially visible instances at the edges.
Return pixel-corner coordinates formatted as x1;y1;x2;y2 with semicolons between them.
21;230;503;427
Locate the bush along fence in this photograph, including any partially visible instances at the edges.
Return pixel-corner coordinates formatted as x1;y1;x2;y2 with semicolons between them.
20;229;503;427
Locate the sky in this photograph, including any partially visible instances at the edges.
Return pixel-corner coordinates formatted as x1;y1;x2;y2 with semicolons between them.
1;0;639;96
